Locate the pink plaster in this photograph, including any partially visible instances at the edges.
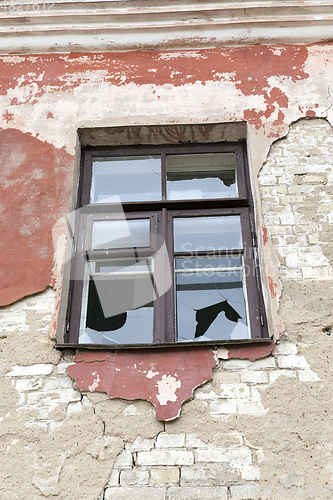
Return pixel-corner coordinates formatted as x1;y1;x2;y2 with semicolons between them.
67;348;217;421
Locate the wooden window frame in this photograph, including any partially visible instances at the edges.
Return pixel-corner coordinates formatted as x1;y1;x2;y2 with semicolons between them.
57;141;270;348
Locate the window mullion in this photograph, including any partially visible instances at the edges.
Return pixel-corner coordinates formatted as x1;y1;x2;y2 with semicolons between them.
161;153;166;201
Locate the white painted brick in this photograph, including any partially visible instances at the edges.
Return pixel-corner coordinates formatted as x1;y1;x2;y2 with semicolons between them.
125;437;155;452
156;433;185;449
212;371;241;384
218;384;251;399
266;225;293;235
210;400;237;415
181;463;241;485
240;464;260;481
27;389;80;405
240;371;268;384
258;175;277;186
195;448;252;464
57;362;73;374
286;253;329;268
150;467;179;486
246;358;276;370
185;434;208;448
269;369;297;383
120;469;149;486
6;364;54;377
236;401;266;415
194;390;220;401
302;267;330;279
230;483;260;499
107;469;120;486
298;246;324;256
273;343;298;355
137;451;194;466
114;450;133;467
222;359;252;370
280;269;303;279
0;311;28;333
251;387;262;401
277;355;310;369
105;487;165;500
26;392;46;405
43;377;73;390
56;388;81;403
38;406;61;420
15;378;43;392
266;166;285;175
167;486;228;500
298;370;320;381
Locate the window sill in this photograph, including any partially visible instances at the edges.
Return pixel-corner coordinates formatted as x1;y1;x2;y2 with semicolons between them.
56;336;274;358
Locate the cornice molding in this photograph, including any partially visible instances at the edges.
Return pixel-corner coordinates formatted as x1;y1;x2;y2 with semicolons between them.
1;1;333;53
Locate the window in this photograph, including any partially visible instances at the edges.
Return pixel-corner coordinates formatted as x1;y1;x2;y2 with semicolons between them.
58;142;269;347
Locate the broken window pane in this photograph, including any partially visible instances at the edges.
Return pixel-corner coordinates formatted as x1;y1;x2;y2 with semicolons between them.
166;153;237;200
175;257;250;342
79;259;155;344
173;216;243;253
91;219;150;250
91;156;162;203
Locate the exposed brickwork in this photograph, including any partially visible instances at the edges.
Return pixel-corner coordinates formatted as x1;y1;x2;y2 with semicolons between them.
259;118;333;282
1;119;331;499
1;286;321;498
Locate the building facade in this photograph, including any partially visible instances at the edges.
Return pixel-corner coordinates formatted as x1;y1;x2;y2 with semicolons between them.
1;2;333;499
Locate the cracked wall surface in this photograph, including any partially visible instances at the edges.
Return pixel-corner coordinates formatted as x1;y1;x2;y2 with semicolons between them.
0;42;333;499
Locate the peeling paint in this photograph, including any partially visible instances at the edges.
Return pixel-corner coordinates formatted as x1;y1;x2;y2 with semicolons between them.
268;276;277;299
0;129;74;306
156;375;181;406
67;348;217;421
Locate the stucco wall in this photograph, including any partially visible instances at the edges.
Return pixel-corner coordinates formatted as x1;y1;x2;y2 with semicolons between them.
0;44;333;499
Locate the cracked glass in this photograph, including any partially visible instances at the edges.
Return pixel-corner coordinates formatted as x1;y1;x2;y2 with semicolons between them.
166;153;237;200
175;257;250;342
79;259;155;345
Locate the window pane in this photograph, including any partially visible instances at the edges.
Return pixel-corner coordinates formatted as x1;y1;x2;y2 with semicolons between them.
80;258;155;344
175;255;243;270
166;153;237;200
174;216;243;253
91;156;162;203
175;257;250;342
91;219;150;249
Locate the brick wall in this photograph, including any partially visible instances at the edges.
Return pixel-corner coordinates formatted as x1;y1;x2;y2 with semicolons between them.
1;118;332;499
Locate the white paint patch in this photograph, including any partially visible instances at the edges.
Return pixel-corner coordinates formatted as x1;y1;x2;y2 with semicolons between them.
158;51;204;60
270;48;283;56
215;346;229;360
147;370;159;379
156;374;181;405
88;372;100;392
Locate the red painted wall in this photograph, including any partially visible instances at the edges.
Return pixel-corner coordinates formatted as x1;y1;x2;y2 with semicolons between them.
0;45;313;305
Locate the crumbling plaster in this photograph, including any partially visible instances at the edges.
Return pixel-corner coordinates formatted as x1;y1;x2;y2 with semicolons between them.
0;42;333;499
1;44;333;319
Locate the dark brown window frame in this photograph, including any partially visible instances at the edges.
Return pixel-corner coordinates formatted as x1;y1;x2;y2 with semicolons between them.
56;141;270;348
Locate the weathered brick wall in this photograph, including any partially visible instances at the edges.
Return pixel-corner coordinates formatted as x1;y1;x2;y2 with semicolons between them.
1;118;332;499
259;118;333;282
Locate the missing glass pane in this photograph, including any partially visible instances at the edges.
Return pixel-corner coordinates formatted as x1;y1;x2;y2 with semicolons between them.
175;258;250;342
81;277;154;345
